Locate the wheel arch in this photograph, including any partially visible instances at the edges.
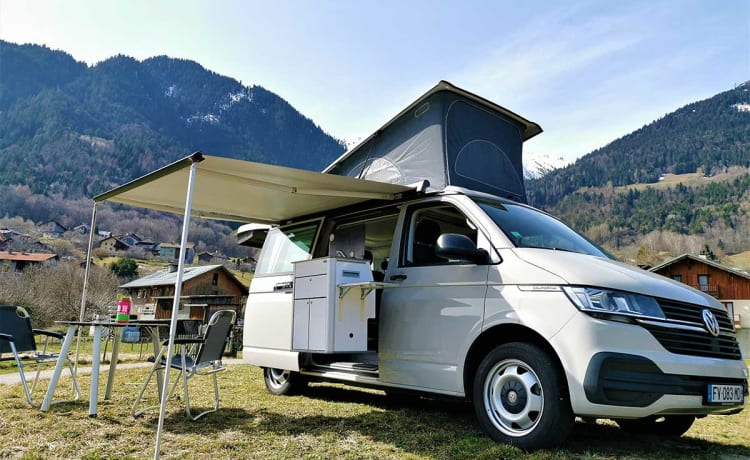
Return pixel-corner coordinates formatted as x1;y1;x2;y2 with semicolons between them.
463;323;568;400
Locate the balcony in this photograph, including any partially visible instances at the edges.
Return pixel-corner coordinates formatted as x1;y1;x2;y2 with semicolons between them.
688;284;720;298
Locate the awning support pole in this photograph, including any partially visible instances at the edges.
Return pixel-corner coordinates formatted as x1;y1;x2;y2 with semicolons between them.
74;202;98;373
154;160;199;460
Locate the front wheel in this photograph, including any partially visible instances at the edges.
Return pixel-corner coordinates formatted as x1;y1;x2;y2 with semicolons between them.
615;415;695;437
262;368;307;395
472;342;573;450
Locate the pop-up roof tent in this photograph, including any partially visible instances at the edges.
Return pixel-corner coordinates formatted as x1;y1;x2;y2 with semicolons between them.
324;80;542;203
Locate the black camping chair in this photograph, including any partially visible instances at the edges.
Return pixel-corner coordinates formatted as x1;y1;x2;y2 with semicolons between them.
132;310;236;420
0;305;80;407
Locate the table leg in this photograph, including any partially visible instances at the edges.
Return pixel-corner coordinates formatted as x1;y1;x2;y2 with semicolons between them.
150;326;164;395
89;325;102;417
40;324;77;412
104;327;122;400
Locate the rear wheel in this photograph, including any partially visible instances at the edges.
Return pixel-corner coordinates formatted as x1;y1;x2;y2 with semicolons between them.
473;342;573;450
262;368;307;395
615;415;695;437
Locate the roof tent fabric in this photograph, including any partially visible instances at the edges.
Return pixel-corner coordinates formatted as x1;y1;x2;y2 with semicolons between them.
94;152;412;225
324;81;541;203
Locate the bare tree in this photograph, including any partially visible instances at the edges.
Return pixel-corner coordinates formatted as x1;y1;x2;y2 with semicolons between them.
0;261;119;327
37;261;119;322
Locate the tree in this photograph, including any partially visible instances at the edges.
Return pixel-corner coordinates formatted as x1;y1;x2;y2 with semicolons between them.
109;257;138;280
0;261;118;326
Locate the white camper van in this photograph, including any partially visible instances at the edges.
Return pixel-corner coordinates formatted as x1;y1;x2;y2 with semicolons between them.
240;82;747;449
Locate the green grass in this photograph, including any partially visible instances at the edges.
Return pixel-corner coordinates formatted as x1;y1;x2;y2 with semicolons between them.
0;365;748;459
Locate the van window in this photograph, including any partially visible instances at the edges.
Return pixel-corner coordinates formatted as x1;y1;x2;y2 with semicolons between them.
476;199;608;258
329;214;399;279
255;223;318;275
403;205;478;266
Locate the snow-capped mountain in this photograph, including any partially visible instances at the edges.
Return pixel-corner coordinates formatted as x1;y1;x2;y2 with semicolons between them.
523;153;569;179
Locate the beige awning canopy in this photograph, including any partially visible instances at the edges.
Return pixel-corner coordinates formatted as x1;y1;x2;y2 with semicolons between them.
94;152;414;224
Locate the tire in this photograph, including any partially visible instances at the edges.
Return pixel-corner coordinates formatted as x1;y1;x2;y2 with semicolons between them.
615;415;695;437
262;368;307;396
472;342;574;450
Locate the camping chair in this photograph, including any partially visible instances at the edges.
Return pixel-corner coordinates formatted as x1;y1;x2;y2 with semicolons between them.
0;305;80;407
132;310;236;420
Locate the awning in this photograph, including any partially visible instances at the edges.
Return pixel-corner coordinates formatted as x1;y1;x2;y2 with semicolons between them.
86;151;417;458
94;152;414;224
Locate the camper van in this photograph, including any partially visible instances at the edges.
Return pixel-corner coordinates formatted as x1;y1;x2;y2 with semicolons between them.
240;82;747;449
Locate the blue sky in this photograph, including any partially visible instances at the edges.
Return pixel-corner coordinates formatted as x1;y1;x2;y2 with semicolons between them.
1;0;748;163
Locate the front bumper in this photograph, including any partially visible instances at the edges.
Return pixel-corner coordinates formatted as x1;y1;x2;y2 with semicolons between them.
584;352;747;412
550;311;748;418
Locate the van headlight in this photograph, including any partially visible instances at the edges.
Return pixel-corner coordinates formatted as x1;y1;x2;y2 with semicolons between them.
562;286;666;320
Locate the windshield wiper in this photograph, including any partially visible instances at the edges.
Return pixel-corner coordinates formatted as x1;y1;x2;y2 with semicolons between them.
521;244;578;254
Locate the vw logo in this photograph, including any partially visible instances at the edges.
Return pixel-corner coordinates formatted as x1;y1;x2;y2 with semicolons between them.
701;309;721;337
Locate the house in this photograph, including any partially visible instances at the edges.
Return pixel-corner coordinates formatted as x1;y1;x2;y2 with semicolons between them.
196;251;229;264
650;253;750;356
73;224;91;235
119;264;247;323
99;236;131;252
120;233;142;246
135;239;159;254
0;251;58;273
37;221;67;238
0;227;28;240
158;242;195;264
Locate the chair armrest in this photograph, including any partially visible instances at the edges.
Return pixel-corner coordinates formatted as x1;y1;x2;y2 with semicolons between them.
162;337;204;345
0;332;13;342
32;329;64;340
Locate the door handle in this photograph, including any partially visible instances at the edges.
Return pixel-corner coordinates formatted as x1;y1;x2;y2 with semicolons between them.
273;281;293;291
390;274;407;281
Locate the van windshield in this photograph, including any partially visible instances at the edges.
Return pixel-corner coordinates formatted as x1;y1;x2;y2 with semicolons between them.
475;199;609;258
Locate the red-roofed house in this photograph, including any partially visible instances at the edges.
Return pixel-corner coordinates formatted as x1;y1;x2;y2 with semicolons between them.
0;251;59;273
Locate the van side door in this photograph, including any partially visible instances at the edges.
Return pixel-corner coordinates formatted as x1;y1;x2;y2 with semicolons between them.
379;199;490;394
243;222;320;353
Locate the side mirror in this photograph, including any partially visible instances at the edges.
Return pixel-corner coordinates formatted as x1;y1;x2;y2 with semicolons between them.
436;233;489;265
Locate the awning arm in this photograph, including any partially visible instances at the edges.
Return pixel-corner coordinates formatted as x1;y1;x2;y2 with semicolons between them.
94;152;205;203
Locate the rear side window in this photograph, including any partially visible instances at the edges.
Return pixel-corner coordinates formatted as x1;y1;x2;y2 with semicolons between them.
255;223;318;275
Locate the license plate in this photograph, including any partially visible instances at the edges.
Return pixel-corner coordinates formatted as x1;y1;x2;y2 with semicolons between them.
707;384;744;404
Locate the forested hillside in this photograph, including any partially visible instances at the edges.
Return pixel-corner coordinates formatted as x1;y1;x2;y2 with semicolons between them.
0;40;346;198
527;82;750;265
527;84;750;209
555;171;750;255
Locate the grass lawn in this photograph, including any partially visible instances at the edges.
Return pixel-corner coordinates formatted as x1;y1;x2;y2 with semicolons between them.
0;365;748;459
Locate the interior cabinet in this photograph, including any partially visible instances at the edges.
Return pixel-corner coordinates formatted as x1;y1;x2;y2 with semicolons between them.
292;257;374;352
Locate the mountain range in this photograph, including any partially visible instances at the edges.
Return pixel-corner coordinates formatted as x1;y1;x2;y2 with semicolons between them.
0;39;748;266
526;83;750;263
527;83;750;209
0;40;345;198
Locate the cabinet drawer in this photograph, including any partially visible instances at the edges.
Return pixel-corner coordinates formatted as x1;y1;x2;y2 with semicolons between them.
294;258;329;277
294;275;328;299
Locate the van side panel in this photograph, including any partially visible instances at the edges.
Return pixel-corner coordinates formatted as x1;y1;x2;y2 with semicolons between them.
379;265;488;393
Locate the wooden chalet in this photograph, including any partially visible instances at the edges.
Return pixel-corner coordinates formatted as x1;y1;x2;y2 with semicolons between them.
650;253;750;356
119;263;247;323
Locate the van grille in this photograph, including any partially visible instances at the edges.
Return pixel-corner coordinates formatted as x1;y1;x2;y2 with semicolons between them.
637;301;742;360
